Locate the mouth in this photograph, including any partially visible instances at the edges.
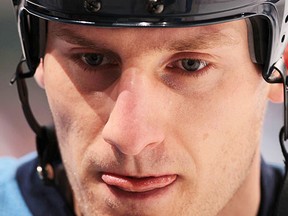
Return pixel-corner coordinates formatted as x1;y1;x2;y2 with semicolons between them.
101;173;177;194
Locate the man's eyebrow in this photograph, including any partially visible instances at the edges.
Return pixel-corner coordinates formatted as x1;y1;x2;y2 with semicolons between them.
51;27;238;51
167;32;238;51
51;27;104;49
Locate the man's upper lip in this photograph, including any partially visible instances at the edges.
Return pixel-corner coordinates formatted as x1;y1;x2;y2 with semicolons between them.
101;173;177;193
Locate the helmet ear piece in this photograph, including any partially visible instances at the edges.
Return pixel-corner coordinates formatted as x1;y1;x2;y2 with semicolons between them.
247;17;270;68
18;10;47;76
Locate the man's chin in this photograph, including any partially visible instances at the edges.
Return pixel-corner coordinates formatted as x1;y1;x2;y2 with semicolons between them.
77;177;182;216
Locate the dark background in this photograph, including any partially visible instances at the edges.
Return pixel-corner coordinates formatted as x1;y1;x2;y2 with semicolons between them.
0;0;284;164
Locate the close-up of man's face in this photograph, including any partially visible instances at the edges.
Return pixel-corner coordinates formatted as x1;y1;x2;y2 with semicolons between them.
34;19;277;216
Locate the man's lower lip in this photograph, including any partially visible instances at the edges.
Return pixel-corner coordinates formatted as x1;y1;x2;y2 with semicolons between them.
101;173;177;196
107;182;175;199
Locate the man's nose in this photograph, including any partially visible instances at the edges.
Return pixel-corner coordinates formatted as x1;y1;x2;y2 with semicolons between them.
102;69;165;156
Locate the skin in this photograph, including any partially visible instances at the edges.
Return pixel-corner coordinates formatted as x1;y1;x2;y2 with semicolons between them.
35;19;280;216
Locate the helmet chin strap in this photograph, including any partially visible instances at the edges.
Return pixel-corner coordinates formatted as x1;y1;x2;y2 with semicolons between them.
11;57;60;185
271;58;288;155
270;57;288;215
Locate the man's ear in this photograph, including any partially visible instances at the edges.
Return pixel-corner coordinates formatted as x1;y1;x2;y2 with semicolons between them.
268;83;283;103
269;45;288;103
34;58;45;89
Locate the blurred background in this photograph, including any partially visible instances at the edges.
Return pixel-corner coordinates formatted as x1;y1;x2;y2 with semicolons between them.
0;0;51;157
0;0;285;164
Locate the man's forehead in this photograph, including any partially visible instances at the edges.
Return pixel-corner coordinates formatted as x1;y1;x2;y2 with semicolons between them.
48;20;245;50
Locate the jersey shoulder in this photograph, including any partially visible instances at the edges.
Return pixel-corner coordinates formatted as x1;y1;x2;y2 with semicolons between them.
259;159;285;216
0;154;36;216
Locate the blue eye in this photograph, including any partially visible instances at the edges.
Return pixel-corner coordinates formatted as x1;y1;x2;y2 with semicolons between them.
167;58;209;75
82;53;104;66
180;59;207;72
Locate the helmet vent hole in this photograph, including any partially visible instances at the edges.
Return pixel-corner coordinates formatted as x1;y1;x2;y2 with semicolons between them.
84;0;101;13
281;35;286;43
147;0;164;14
285;15;288;23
